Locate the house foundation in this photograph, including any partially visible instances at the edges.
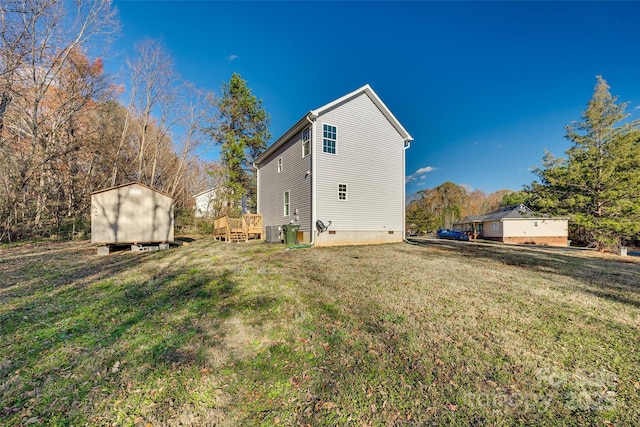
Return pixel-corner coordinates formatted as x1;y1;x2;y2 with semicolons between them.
502;236;569;247
314;230;402;247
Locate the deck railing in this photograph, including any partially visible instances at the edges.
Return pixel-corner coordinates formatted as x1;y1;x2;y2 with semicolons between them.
243;214;263;235
213;214;263;242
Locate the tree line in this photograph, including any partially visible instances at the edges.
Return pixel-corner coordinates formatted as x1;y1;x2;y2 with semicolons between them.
406;182;512;234
0;1;269;242
407;76;640;251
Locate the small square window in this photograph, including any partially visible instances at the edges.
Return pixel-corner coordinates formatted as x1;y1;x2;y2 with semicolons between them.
323;124;336;154
338;183;347;201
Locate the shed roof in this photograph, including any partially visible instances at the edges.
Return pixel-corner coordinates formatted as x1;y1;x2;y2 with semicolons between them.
255;84;413;165
194;187;218;198
91;181;172;199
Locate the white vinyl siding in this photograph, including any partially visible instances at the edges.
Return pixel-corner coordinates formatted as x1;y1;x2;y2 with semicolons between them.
314;92;404;231
256;129;312;232
257;87;409;242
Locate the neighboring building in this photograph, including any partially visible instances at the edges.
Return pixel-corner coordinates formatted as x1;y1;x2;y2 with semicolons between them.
255;84;413;246
91;182;174;244
454;204;569;247
194;187;217;218
195;187;227;218
194;187;244;218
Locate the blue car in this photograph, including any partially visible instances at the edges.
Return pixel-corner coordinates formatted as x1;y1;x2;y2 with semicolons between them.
436;229;469;241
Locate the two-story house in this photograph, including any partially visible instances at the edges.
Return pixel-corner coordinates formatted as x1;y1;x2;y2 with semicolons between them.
255;84;413;246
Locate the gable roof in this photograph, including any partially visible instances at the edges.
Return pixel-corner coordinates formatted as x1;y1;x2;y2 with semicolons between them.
482;204;535;221
255;84;413;165
310;84;413;141
482;209;536;221
458;205;553;224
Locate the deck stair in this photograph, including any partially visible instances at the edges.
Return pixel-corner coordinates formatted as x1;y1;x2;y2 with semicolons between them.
229;231;247;242
213;214;263;243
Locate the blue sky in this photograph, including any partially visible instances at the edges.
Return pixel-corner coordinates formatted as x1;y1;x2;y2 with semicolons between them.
110;1;640;195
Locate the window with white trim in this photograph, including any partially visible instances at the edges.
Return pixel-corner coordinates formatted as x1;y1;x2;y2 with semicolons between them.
277;157;282;173
338;183;347;201
491;222;499;231
284;191;290;216
323;124;336;154
302;128;311;158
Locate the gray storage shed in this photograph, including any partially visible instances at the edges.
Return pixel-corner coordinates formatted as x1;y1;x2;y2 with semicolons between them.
91;182;174;244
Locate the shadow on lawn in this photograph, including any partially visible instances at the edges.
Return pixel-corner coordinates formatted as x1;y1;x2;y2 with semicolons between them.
0;243;142;296
412;239;640;309
0;242;260;424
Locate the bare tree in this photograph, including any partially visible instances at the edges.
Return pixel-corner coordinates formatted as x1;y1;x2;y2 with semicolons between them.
0;0;31;136
0;0;118;240
109;81;136;186
168;83;215;198
0;5;220;242
125;39;176;185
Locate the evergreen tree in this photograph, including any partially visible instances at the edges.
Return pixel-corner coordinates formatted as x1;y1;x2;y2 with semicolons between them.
529;76;640;250
500;190;530;208
208;73;270;213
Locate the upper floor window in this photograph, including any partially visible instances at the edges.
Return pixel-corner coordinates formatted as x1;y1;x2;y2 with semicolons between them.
323;124;336;154
277;157;282;173
302;128;311;158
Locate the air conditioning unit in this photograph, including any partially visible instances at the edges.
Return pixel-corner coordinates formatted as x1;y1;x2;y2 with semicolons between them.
265;226;282;243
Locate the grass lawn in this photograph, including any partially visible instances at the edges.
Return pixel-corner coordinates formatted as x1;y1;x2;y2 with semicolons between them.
1;237;639;426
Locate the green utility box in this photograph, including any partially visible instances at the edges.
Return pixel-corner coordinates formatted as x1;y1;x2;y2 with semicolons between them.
282;224;300;245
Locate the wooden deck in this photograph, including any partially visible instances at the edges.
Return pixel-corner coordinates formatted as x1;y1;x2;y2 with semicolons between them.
213;214;263;242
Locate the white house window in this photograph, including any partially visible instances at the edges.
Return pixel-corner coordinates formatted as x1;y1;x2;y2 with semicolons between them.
302;128;311;158
338;183;347;201
323;124;336;154
491;222;499;231
284;191;290;216
277;157;282;173
534;221;538;227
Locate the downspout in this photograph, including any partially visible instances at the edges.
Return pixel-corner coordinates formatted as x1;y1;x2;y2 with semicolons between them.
402;138;411;239
306;114;317;245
